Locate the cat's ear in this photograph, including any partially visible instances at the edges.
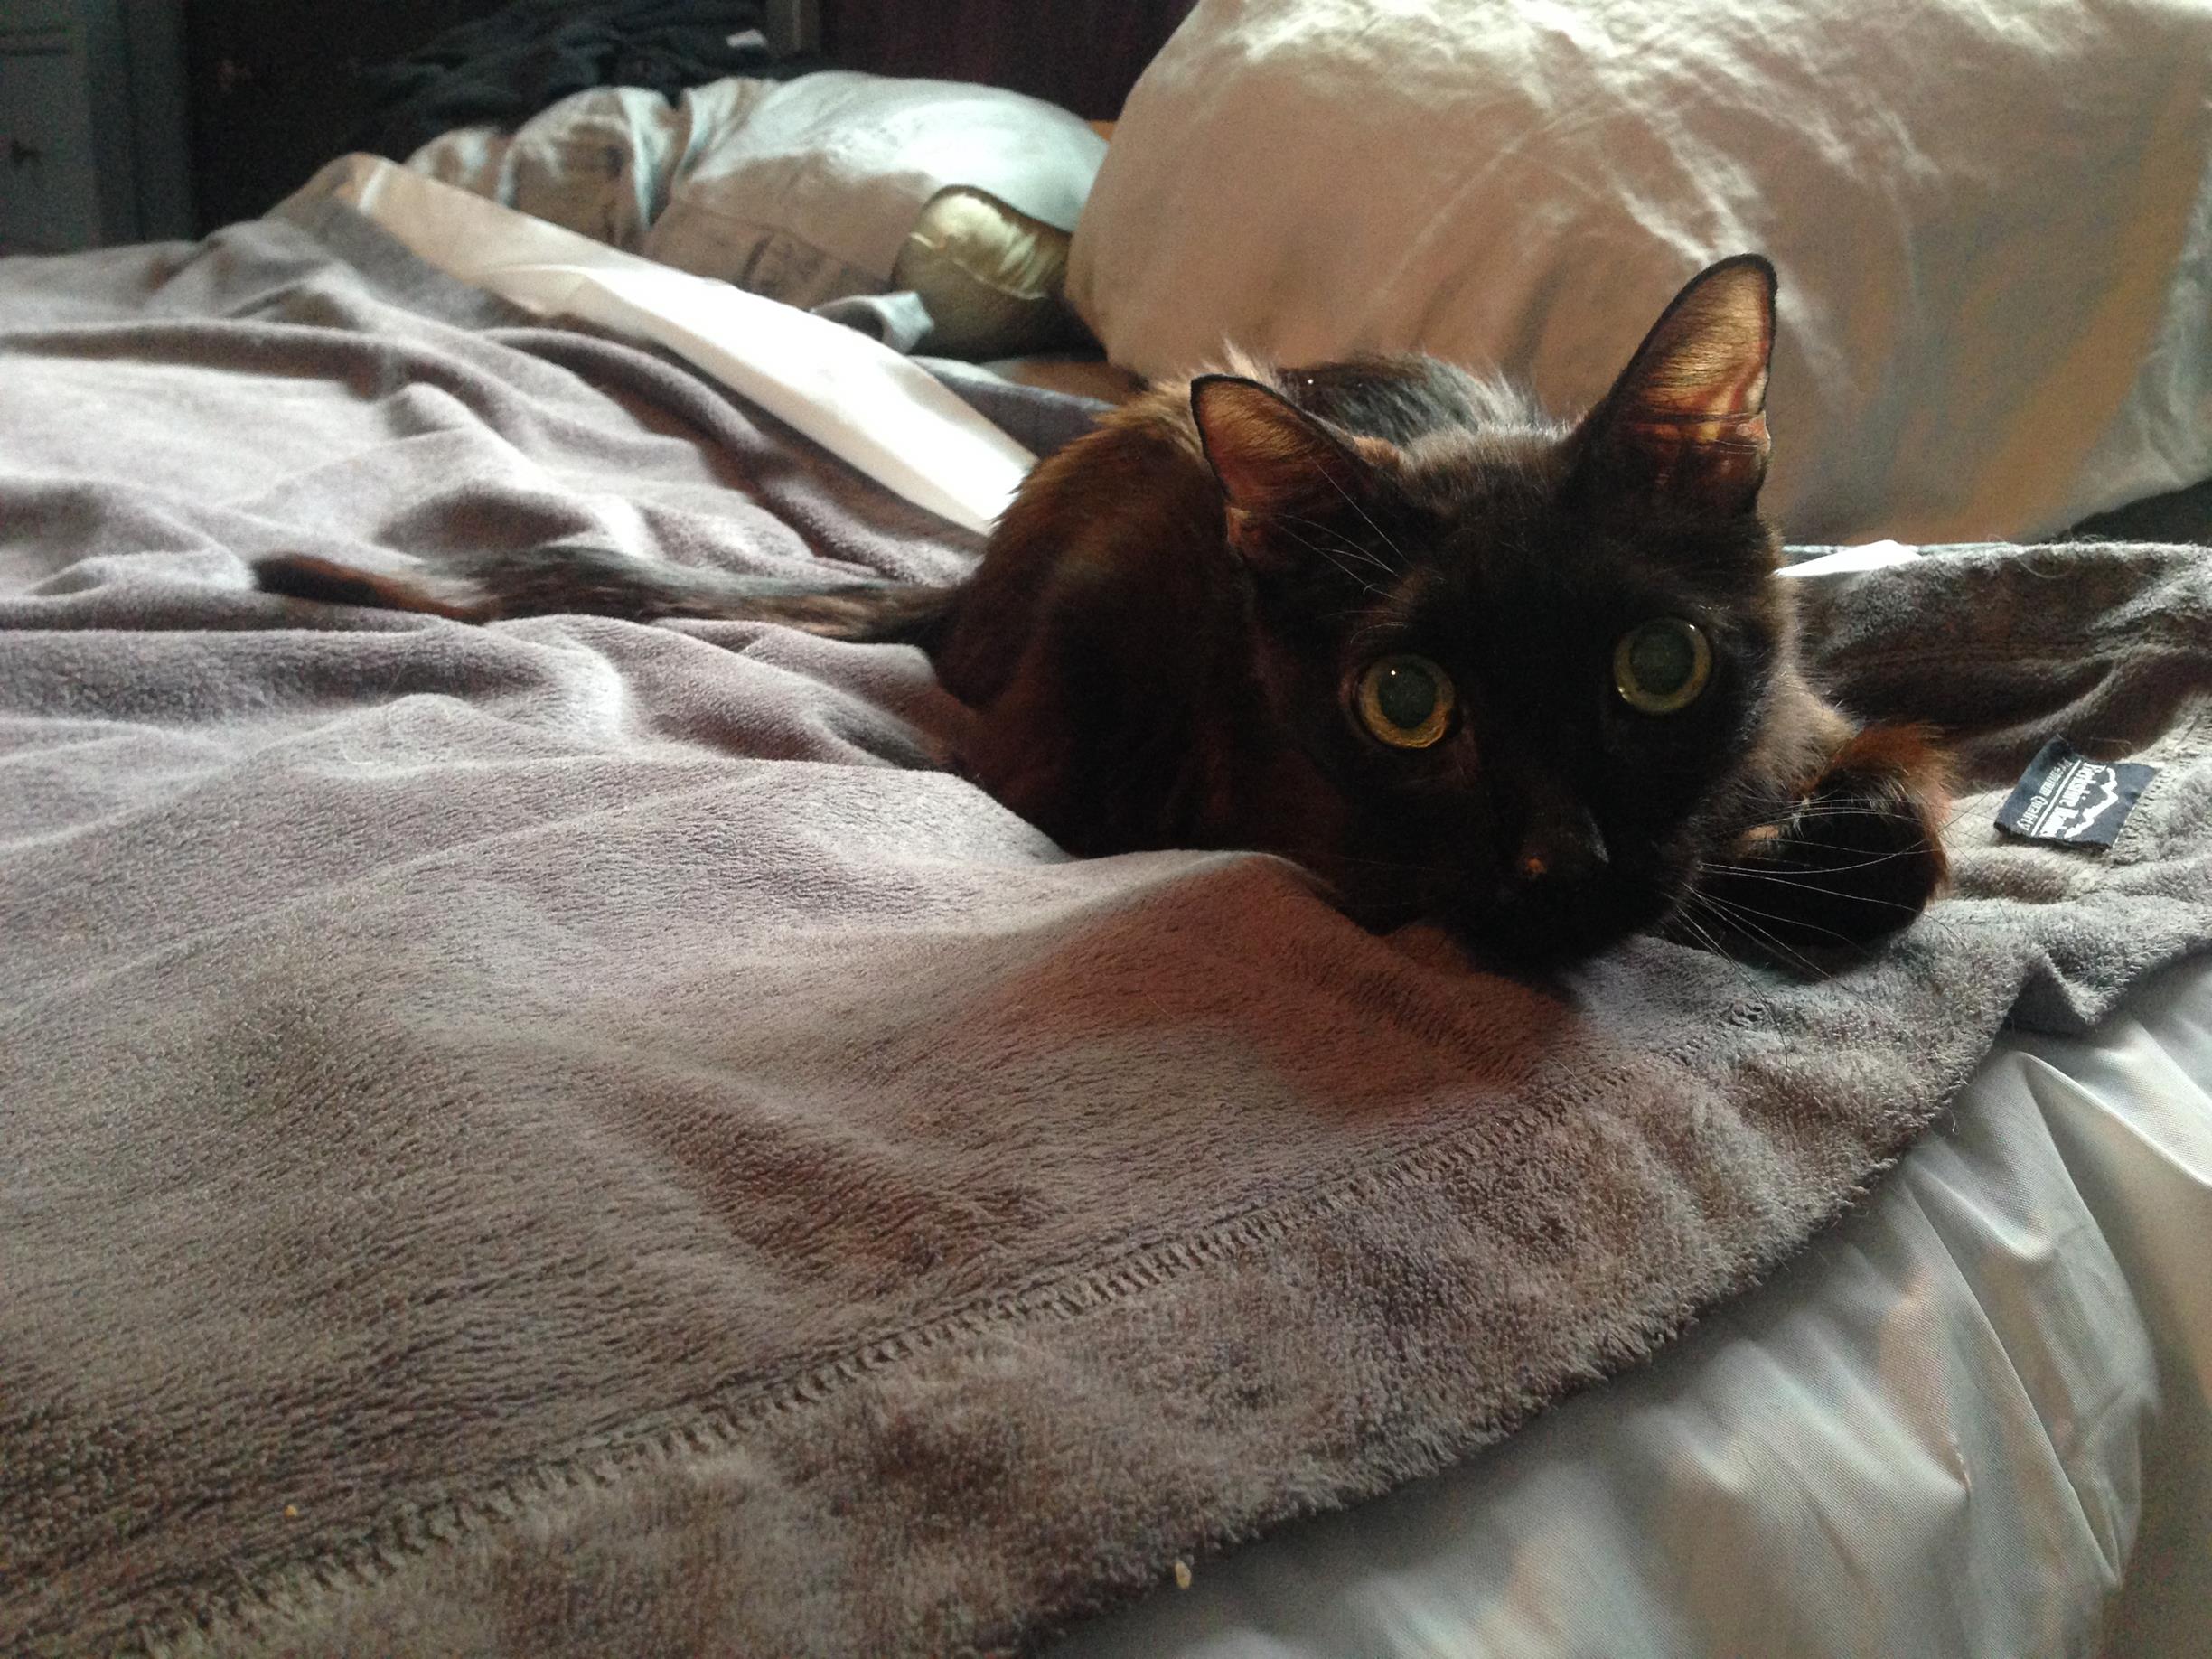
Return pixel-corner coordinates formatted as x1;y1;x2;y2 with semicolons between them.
1575;255;1776;514
1189;374;1387;517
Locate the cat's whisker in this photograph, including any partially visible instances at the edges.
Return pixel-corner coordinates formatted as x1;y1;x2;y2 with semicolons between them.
1692;877;1820;939
1666;901;1729;964
1671;896;1775;1011
1691;889;1845;974
1277;511;1398;578
1721;839;1937;864
1345;616;1400;651
1704;844;1934;875
1307;458;1415;573
1706;881;1966;958
1269;520;1388;596
1702;870;1936;914
1678;900;1798;1019
1775;801;1941;822
1765;811;1949;845
1936;801;1982;836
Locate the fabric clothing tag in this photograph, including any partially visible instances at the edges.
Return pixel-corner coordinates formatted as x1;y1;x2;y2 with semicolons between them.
1995;738;2156;848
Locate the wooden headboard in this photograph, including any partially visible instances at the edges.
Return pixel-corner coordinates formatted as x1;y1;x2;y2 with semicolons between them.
812;0;1196;120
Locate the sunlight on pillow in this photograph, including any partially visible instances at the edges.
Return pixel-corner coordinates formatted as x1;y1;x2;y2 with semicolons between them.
1070;0;2212;544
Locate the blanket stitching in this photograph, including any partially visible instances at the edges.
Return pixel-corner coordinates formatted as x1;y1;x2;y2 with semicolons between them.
103;839;2212;1648
143;1107;1966;1659
134;1001;1797;1655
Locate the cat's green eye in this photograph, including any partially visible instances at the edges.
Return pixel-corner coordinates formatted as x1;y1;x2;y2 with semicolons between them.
1613;618;1713;714
1355;654;1457;749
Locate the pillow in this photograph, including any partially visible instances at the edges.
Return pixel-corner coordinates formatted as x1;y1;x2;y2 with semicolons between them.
408;85;683;256
891;187;1090;360
646;71;1105;317
412;71;1109;351
1066;0;2212;543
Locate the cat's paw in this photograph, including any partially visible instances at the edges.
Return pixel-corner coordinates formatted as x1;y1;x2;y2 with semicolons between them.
1697;723;1951;958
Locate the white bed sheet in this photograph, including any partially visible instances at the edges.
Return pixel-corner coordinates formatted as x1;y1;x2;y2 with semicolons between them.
268;169;2212;1659
1054;952;2212;1659
284;156;1033;536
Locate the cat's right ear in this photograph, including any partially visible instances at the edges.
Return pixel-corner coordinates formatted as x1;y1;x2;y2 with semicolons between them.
1190;374;1384;520
1573;255;1777;515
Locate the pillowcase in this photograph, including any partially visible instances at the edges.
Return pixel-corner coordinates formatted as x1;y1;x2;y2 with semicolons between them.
1066;0;2212;543
412;71;1108;355
892;187;1089;360
645;71;1104;317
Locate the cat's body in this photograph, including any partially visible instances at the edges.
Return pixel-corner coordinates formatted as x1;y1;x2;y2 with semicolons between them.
259;257;1950;966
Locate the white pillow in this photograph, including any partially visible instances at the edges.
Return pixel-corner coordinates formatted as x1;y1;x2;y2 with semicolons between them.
413;71;1108;325
1067;0;2212;544
647;72;1104;311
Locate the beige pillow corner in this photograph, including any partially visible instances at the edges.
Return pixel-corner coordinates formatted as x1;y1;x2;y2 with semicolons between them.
895;186;1092;361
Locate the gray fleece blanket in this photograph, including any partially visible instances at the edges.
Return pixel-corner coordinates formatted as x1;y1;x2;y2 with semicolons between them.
4;211;2209;1659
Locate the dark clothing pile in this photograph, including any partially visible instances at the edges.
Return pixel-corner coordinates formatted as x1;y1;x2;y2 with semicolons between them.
351;0;825;160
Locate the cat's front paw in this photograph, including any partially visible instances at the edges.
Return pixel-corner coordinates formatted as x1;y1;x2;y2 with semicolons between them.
1697;723;1951;958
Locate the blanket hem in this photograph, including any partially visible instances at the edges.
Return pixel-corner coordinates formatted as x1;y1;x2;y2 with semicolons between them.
150;1100;1955;1659
138;982;2030;1657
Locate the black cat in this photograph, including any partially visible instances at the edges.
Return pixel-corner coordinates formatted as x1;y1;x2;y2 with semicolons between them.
259;256;1949;967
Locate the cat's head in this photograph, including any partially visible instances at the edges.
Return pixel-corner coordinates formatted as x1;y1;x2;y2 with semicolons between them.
1192;256;1803;965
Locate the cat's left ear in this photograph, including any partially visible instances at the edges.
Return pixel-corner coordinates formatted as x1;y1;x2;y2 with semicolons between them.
1574;255;1776;514
1190;374;1389;519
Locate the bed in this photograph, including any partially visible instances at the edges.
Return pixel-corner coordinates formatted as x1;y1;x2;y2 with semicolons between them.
6;5;2212;1656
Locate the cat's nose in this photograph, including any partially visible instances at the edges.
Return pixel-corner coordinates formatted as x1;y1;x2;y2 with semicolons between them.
1510;800;1609;887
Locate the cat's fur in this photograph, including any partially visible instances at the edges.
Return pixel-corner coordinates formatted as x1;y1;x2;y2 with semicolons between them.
258;256;1949;967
